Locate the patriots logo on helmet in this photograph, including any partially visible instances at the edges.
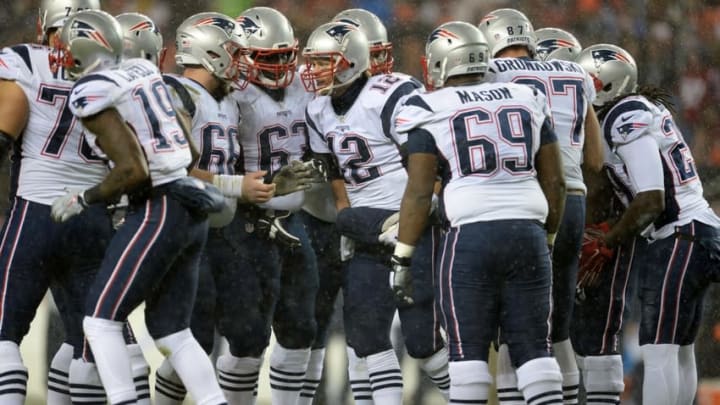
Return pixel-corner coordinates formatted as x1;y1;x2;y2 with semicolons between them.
428;28;460;43
592;49;631;63
326;24;355;45
236;16;261;36
71;20;113;51
617;122;648;137
537;39;575;54
129;20;158;34
194;16;235;36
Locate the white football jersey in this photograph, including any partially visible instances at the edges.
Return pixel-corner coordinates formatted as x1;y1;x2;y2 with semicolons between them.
69;58;191;187
486;57;596;193
163;74;241;175
307;73;423;210
394;82;554;226
231;78;313;212
601;95;720;239
0;44;107;204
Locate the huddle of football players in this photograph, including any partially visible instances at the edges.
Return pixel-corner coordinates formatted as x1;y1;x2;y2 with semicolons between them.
0;1;717;404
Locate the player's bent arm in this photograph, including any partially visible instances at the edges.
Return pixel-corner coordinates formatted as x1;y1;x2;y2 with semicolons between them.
536;140;567;236
0;80;29;160
397;152;437;247
582;104;604;173
190;167;274;203
81;108;150;204
603;189;664;248
602;135;666;247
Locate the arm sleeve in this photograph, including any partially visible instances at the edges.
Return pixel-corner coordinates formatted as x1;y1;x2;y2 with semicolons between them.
69;74;121;117
615;135;665;192
258;190;306;212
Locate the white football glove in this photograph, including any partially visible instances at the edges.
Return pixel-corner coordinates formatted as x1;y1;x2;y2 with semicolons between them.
378;212;399;246
340;235;355;262
390;242;415;305
51;189;89;223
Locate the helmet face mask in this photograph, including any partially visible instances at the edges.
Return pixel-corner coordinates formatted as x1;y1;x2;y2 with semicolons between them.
574;43;638;107
175;12;250;84
38;0;101;45
535;27;582;62
116;12;164;66
236;7;298;89
422;21;489;91
301;22;369;96
333;8;393;75
53;9;124;80
478;8;536;58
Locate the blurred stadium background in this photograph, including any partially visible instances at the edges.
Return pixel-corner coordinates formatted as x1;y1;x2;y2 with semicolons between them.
2;0;720;404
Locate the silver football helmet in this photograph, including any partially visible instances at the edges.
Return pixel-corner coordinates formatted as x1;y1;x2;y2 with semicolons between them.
175;12;249;83
333;8;393;75
236;7;298;88
301;22;369;95
38;0;100;44
535;27;582;62
423;21;489;90
575;43;638;107
478;8;536;57
55;10;123;80
116;12;164;66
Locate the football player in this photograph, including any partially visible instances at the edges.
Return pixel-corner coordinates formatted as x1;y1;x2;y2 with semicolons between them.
393;20;566;405
180;7;322;405
575;43;720;405
51;10;228;404
303;20;447;405
478;9;602;404
534;27;583;62
0;1;125;403
149;11;304;405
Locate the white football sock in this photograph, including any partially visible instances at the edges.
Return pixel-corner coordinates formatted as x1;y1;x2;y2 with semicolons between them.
216;353;262;405
47;342;73;405
83;316;136;404
419;347;450;401
495;344;523;405
0;341;27;405
297;348;325;405
516;357;563;405
678;344;698;404
69;359;106;404
269;344;310;404
128;343;151;405
366;349;403;405
154;358;186;405
347;347;373;405
641;344;679;405
553;339;580;404
448;360;492;404
155;329;226;405
582;355;624;404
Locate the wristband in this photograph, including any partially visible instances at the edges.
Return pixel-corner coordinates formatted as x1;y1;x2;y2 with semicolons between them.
213;174;244;198
547;232;557;246
393;241;416;259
